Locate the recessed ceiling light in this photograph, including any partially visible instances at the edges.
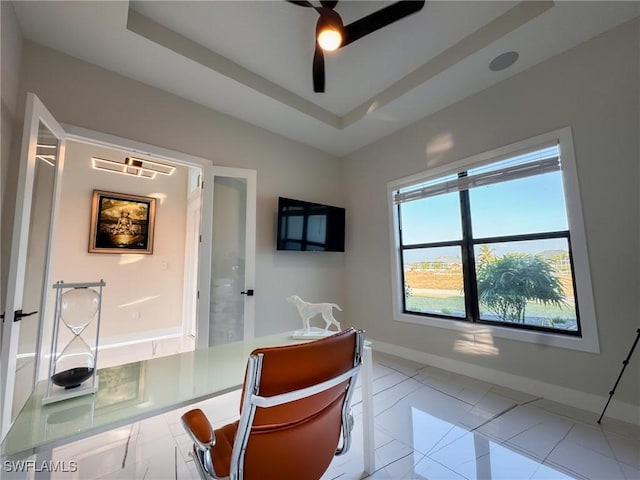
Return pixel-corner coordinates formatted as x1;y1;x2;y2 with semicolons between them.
489;51;519;72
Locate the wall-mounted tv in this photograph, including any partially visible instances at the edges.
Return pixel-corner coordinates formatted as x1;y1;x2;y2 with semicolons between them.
276;197;345;252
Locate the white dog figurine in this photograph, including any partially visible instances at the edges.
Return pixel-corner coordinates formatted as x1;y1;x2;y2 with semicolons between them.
287;295;342;334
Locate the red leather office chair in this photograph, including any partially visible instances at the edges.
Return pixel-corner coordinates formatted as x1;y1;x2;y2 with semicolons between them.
181;328;364;480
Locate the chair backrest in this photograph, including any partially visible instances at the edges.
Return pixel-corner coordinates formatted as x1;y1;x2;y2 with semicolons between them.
231;328;364;480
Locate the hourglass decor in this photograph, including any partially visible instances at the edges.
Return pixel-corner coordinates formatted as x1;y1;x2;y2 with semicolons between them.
43;280;105;405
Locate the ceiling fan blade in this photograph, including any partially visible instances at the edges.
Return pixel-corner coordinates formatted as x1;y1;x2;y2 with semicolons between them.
320;0;338;9
286;0;315;7
342;0;425;47
313;45;325;93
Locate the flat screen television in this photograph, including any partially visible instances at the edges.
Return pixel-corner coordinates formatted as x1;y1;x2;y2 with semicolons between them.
276;197;345;252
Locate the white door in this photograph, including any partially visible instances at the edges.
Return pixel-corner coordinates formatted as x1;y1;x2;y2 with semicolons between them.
0;93;65;438
197;167;256;348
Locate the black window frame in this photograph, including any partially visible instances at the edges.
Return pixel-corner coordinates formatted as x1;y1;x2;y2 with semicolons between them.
396;167;583;337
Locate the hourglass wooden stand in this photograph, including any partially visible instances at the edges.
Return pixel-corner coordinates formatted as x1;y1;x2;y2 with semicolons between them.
43;280;105;405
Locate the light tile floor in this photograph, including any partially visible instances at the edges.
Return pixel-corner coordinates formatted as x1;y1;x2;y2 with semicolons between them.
27;352;640;479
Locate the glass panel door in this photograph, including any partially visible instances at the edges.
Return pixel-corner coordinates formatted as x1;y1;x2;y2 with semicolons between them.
13;123;59;417
1;94;65;438
197;167;255;348
210;176;247;345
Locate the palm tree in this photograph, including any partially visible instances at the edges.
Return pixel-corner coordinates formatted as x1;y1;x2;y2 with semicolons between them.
478;245;495;265
476;253;566;322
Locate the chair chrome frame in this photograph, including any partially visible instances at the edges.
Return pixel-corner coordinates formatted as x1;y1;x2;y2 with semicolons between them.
184;330;365;480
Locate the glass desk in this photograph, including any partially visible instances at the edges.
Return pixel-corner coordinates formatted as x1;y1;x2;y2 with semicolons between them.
1;332;374;474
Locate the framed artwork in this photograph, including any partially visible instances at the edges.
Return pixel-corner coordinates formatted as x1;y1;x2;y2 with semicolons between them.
89;190;156;254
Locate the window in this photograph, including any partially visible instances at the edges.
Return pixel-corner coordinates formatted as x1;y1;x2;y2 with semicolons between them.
388;128;599;352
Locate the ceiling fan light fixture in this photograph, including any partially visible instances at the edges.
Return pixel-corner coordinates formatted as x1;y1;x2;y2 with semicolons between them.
316;8;343;51
290;0;426;92
317;27;342;51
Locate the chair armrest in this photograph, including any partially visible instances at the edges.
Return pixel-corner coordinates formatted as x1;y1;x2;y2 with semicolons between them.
181;408;216;450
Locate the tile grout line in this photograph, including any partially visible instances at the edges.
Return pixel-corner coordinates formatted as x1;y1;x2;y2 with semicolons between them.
425;423;467;457
423;394;520;458
422;454;471;480
541;421;574;463
371;377;421;416
527;397;632;437
410;369;494;408
377;360;426;378
598;423;635;476
379;367;546;461
370;450;419;477
535;423;592;480
482;396;547;448
523;396;638;457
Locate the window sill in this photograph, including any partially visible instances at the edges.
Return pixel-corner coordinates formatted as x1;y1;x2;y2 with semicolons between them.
394;311;600;353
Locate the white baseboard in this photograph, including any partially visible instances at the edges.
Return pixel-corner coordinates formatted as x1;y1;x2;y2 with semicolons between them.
371;339;639;426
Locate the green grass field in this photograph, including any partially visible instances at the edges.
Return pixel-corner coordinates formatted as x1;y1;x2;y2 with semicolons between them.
405;294;578;330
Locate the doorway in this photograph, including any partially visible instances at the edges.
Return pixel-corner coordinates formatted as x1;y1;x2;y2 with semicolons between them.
44;138;199;371
1;95;256;439
53;128;256;365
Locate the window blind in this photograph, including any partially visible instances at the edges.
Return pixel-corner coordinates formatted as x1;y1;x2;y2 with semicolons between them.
394;144;560;205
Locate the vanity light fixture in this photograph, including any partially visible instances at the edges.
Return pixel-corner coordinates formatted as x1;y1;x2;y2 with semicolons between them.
91;156;175;179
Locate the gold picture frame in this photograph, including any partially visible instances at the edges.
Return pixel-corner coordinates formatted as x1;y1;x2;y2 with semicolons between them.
89;190;156;254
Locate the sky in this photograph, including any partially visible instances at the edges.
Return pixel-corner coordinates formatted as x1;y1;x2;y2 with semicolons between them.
400;171;570;263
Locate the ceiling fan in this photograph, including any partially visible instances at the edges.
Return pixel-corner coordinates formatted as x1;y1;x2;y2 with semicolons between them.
287;0;425;92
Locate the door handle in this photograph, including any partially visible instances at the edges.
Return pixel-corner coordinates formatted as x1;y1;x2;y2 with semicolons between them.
240;289;254;297
14;309;38;322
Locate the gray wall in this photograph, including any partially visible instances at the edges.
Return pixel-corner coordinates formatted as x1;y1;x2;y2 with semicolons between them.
0;1;24;309
11;41;347;338
344;19;639;406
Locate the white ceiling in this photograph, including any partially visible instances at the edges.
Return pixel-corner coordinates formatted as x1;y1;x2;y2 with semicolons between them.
12;1;639;156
